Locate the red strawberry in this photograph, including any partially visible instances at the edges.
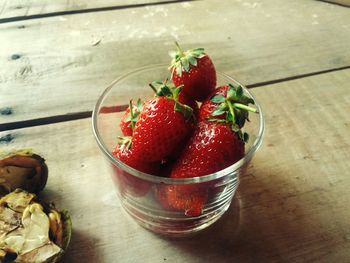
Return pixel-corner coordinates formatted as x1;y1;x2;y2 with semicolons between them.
170;121;244;178
156;121;244;216
131;81;196;162
169;42;216;102
112;137;160;196
120;99;143;136
170;121;245;178
156;83;258;216
164;92;198;161
156;183;207;217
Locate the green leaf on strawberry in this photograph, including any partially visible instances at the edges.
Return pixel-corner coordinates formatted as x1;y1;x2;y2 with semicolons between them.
124;99;141;125
149;80;194;122
119;98;143;136
210;94;226;104
211;103;226;116
169;42;206;77
207;84;258;142
117;136;132;150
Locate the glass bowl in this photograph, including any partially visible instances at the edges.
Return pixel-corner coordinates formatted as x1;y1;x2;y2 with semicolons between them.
92;64;265;236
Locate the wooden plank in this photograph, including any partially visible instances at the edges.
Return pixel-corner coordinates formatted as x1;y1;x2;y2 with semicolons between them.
0;0;179;20
1;0;350;124
1;69;350;262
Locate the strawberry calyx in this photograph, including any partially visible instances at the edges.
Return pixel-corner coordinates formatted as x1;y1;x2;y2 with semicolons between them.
117;136;132;150
124;99;143;132
168;42;206;77
149;80;195;122
207;83;258;142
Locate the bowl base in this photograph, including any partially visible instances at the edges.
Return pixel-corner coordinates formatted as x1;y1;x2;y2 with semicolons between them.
121;197;233;237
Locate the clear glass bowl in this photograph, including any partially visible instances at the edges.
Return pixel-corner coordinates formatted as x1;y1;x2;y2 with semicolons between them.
92;64;265;236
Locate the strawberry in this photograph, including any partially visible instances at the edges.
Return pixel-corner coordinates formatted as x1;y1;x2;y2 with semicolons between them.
131;81;196;162
156;121;244;216
166;92;199;161
156;183;207;217
199;84;256;141
169;42;216;102
156;83;258;216
170;121;245;178
112;137;160;197
119;99;143;136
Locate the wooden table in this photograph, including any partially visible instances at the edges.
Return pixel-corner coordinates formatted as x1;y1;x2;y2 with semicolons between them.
1;0;350;262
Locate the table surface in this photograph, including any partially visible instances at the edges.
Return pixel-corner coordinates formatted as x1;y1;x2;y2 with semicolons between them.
1;0;350;262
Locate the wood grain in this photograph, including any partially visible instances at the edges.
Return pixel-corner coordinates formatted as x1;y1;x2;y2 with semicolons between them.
1;69;349;262
1;0;350;123
0;0;180;20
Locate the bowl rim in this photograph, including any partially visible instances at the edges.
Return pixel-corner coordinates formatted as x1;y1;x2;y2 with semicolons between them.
92;64;265;184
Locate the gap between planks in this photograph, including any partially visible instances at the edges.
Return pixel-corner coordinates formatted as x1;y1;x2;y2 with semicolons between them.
316;0;350;8
1;64;350;132
0;0;199;24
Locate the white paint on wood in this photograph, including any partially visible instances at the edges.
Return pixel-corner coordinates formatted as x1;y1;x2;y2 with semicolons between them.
1;0;350;125
0;0;179;19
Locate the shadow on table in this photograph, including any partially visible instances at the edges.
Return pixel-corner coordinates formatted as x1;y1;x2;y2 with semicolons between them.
159;169;331;262
37;189;103;263
61;229;101;263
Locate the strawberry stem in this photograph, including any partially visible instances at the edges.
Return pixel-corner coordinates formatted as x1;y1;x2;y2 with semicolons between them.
128;100;136;131
149;83;158;94
227;100;236;123
232;103;258;113
175;41;184;57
